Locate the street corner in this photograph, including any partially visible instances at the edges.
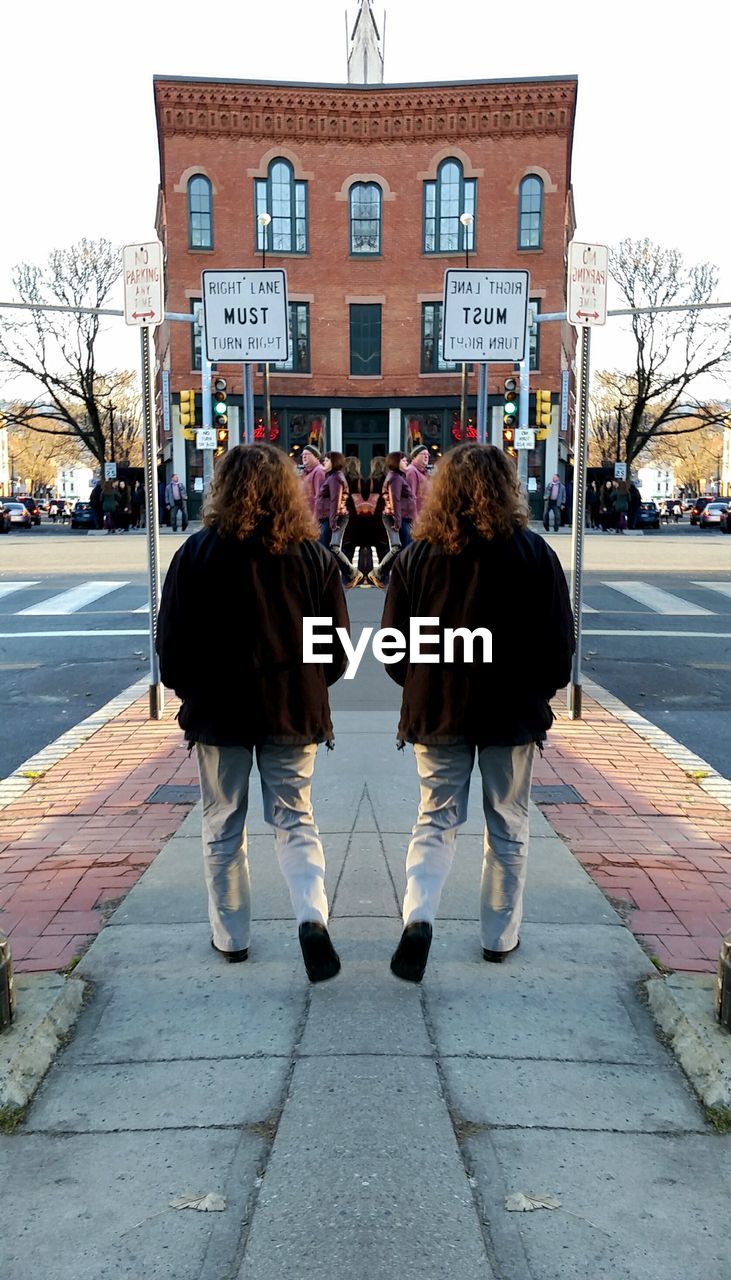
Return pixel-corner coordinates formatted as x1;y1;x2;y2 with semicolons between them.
0;972;85;1114
646;971;731;1113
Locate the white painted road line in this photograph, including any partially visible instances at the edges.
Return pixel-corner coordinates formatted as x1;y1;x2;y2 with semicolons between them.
603;581;713;616
581;603;598;613
0;630;148;639
0;581;40;601
584;629;731;638
692;581;731;602
132;604;150;613
19;581;129;616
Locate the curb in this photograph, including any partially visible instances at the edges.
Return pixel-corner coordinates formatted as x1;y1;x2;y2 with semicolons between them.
0;680;148;811
646;973;731;1109
0;973;85;1110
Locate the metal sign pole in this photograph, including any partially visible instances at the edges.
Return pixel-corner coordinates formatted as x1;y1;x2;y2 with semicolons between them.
517;354;530;490
140;326;163;720
476;363;488;444
460;362;468;442
567;325;591;720
201;328;213;489
263;362;271;442
243;364;254;443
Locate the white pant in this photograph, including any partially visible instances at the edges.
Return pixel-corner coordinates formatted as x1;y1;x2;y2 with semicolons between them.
403;743;535;951
196;743;328;951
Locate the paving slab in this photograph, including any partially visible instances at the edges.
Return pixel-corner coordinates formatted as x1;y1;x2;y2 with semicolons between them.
0;1128;264;1280
464;1129;728;1280
443;1056;705;1132
423;923;660;1063
298;919;432;1057
331;832;401;917
236;1056;494;1280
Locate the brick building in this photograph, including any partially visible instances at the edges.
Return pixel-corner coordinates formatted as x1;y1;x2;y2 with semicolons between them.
153;7;578;513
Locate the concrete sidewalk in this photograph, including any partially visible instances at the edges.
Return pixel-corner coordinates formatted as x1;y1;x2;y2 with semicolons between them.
1;709;727;1280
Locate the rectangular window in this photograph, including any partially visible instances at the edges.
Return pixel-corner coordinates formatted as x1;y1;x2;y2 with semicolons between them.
349;304;381;376
270;303;310;373
529;298;541;372
191;300;202;371
421;303;459;372
255;178;308;254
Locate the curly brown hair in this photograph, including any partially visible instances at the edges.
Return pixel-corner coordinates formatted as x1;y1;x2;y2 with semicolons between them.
203;444;317;551
414;444;528;551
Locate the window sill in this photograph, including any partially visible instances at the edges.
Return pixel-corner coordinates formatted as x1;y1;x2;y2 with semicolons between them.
349;375;383;380
517;246;544;253
188;246;215;253
349;253;383;259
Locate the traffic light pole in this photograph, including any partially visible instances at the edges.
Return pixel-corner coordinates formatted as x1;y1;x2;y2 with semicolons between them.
263;362;272;442
568;325;591;720
139;326;163;720
476;364;488;444
460;362;468;442
243;364;255;444
201;347;214;489
517;354;529;490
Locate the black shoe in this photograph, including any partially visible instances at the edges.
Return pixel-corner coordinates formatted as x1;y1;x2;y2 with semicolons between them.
482;938;520;963
299;922;341;983
211;938;249;963
390;921;433;983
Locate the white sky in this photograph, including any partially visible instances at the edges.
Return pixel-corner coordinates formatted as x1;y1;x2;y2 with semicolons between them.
1;0;729;386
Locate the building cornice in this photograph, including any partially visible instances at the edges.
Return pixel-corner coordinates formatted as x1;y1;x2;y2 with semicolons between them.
154;78;577;145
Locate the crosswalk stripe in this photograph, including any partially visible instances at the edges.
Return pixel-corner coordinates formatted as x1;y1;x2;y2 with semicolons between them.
603;581;712;616
691;581;731;602
0;581;39;601
19;581;129;616
581;603;598;613
132;604;150;613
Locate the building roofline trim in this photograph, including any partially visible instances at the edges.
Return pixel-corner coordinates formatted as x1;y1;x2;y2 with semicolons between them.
153;73;578;91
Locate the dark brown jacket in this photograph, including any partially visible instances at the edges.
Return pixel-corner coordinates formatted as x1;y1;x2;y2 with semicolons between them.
157;526;349;746
381;527;574;746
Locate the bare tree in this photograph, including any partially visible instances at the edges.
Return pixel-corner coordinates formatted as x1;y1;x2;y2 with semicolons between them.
0;238;135;465
607;238;731;464
647;420;725;495
6;419;86;495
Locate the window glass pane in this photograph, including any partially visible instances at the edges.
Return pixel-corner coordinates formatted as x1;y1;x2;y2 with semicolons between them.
188;177;212;248
422;302;458;371
519;176;543;248
349;304;381;376
271;304;310;373
191;300;202;371
350;183;381;253
424;183;436;218
529;298;540;371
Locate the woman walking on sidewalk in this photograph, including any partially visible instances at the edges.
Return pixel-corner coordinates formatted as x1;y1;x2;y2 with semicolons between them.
368;451;415;587
316;451;363;587
157;444;349;982
381;443;574;983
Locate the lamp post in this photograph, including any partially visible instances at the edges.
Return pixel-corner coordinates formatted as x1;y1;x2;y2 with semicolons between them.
258;212;272;440
459;212;474;441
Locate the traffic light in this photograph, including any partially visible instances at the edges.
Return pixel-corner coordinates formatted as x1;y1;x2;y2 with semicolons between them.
503;377;518;450
179;389;196;429
534;389;552;439
212;378;228;457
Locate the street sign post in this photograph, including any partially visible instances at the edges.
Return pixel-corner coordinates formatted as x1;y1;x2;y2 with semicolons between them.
567;242;608;328
201;269;289;365
442;269;530;365
122;242;164;327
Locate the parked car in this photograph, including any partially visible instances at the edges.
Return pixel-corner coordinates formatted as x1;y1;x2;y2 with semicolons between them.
690;496;714;525
0;501;11;533
71;501;97;529
17;496;41;525
636;501;660;530
699;501;729;528
3;501;32;529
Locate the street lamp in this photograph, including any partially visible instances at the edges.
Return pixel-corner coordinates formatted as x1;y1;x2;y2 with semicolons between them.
257;212;273;440
458;212;474;439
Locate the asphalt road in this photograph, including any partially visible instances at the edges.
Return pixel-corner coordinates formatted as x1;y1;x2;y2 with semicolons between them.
0;518;729;779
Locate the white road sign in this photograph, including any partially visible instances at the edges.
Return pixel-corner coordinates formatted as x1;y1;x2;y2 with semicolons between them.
122;242;164;327
567;241;608;328
196;428;217;451
202;269;289;364
104;462;117;480
614;461;627;481
515;427;536;451
442;269;530;364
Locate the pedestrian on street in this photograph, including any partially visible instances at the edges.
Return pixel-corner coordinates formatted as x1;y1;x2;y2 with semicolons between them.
89;480;103;530
165;474;189;532
344;457;386;581
131;481;145;529
381;443;574;983
628;482;642;530
543;473;566;531
315;451;362;587
300;446;326;517
599;481;616;531
157;444;350;982
368;451;416;588
116;480;131;532
614;480;629;533
405;446;431;517
101;480;118;533
586;481;600;529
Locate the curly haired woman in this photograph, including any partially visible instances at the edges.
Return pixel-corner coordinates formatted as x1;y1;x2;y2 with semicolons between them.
381;444;574;983
157;445;349;983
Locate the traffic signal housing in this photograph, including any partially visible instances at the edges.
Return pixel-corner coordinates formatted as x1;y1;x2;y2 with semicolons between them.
534;388;552;440
213;378;228;457
503;377;518;451
179;388;196;431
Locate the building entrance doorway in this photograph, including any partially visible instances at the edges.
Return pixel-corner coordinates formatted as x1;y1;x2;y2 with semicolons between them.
342;410;389;466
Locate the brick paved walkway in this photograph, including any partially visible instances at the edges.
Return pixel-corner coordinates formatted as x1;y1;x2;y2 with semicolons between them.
536;696;731;973
1;686;729;976
0;696;196;972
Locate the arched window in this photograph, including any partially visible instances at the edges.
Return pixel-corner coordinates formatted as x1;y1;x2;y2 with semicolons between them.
423;159;475;254
518;175;544;249
188;175;213;249
255;159;308;254
349;182;382;254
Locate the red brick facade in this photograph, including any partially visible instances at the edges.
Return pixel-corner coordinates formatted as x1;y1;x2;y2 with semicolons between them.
153;75;577;503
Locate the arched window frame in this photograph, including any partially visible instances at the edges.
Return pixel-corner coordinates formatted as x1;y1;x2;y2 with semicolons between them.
349;182;382;255
518;175;544;250
187;175;213;250
255;158;308;254
423;158;476;254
